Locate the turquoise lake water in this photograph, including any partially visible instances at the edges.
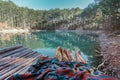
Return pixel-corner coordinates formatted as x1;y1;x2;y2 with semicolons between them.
0;31;100;67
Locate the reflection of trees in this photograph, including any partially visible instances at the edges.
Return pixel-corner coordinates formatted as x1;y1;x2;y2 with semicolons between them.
0;31;99;66
0;33;45;49
0;32;97;53
32;31;98;66
33;31;97;55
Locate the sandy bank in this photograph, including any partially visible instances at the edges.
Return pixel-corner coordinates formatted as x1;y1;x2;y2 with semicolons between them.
0;29;30;33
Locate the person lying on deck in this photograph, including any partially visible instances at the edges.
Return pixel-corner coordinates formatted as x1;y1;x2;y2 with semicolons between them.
8;47;117;80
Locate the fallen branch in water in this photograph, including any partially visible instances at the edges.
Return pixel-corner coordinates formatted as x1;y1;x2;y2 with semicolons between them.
97;56;110;71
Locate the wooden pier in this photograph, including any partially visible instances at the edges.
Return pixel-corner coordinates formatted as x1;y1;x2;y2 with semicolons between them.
0;46;41;80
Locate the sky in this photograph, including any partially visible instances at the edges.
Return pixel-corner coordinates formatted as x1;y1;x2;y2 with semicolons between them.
11;0;94;10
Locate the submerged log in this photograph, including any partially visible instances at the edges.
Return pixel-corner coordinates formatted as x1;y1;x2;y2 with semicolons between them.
94;49;101;54
97;56;110;70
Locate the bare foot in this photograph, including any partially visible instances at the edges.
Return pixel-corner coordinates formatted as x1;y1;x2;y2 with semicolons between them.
61;49;69;62
55;47;62;61
67;49;74;62
75;50;86;63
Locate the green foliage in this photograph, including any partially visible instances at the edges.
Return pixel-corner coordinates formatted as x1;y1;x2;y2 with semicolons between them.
81;0;120;31
0;0;119;31
99;0;120;31
0;0;82;30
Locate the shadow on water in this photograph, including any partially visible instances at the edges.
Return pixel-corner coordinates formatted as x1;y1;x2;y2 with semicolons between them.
0;31;101;67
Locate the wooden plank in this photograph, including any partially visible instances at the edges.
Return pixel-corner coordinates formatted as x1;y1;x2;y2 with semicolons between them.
11;53;41;74
5;63;31;80
0;48;31;62
0;50;34;71
0;57;21;70
0;58;30;76
0;54;40;80
18;51;34;58
0;46;41;79
0;51;37;75
0;57;12;62
10;48;32;57
0;45;22;55
0;49;32;66
0;47;27;58
0;58;15;66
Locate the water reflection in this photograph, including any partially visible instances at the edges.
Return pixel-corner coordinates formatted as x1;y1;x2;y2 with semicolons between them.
0;31;99;66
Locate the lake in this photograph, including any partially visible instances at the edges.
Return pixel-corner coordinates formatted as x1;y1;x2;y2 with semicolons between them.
0;30;100;67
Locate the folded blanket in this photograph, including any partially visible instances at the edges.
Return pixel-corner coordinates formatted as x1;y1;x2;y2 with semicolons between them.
8;57;117;80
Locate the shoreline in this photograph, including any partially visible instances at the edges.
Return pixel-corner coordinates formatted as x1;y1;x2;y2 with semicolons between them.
97;31;120;79
0;29;103;34
0;29;30;34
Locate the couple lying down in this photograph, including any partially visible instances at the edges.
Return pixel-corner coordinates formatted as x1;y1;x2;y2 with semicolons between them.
8;47;117;80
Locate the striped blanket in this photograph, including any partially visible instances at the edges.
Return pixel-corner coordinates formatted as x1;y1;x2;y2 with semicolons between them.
8;57;117;80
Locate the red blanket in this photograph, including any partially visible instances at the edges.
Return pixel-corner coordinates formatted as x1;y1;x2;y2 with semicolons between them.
8;57;117;80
